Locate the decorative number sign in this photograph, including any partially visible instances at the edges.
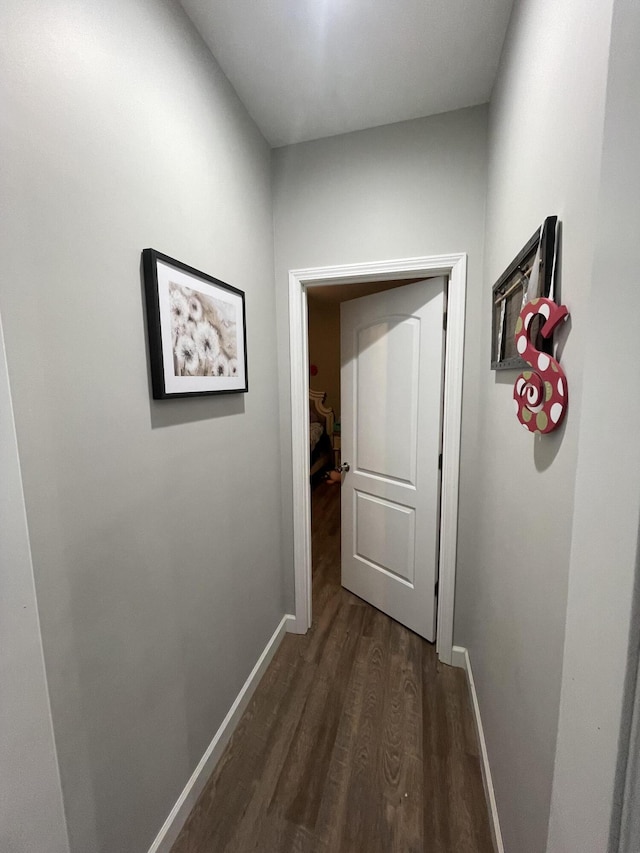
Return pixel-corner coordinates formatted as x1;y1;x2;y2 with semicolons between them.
513;297;569;434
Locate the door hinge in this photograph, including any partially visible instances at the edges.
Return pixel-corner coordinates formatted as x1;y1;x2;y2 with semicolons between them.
434;579;439;598
443;311;447;331
438;452;443;471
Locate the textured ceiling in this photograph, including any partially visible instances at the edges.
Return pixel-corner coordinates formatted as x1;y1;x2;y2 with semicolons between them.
180;0;514;147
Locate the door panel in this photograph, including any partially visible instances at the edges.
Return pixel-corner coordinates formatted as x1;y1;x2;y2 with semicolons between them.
355;317;420;484
354;490;416;584
341;277;445;641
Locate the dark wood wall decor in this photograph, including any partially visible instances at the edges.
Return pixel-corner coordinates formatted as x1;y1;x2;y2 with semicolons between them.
491;215;558;370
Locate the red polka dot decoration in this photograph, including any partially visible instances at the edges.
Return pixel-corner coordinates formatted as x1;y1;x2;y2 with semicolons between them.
513;297;569;434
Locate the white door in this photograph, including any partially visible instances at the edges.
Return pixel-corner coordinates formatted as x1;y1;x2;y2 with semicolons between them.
340;277;445;641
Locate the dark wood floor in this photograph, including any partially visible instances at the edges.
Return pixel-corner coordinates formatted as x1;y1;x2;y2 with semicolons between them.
171;483;493;852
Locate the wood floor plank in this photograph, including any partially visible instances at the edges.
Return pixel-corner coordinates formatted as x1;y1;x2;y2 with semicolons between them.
339;609;395;853
386;623;424;853
270;601;366;831
171;483;494;853
312;603;375;850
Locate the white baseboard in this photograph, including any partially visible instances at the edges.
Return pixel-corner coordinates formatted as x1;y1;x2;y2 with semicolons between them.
285;614;308;634
451;645;505;853
450;645;468;670
147;613;296;853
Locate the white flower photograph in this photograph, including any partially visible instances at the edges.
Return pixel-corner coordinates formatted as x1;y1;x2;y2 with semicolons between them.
143;249;248;398
169;283;237;377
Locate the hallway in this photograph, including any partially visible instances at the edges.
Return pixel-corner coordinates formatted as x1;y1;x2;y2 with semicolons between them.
171;483;493;852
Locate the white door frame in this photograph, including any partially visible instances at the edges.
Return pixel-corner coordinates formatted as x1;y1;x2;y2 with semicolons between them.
288;253;467;666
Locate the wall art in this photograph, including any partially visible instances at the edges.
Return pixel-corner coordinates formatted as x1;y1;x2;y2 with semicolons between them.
142;249;248;399
491;215;558;370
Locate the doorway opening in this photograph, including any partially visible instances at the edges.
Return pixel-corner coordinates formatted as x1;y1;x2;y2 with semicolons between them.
307;279;425;660
288;255;467;665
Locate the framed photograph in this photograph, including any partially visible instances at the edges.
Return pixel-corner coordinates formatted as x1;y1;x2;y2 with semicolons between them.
142;249;248;398
491;215;558;370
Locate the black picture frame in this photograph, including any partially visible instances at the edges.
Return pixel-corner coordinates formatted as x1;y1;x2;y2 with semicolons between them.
142;249;248;399
491;216;558;370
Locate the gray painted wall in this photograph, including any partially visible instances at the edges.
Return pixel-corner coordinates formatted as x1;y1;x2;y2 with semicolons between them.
547;0;640;848
0;1;283;850
272;105;489;610
0;310;70;853
453;0;615;850
4;3;637;852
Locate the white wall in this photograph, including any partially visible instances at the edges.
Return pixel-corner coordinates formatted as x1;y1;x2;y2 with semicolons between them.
547;0;640;848
0;1;283;851
453;0;615;851
0;311;70;853
273;105;489;609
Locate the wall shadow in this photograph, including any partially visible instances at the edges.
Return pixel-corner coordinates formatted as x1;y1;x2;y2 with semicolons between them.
533;417;566;470
149;393;245;428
